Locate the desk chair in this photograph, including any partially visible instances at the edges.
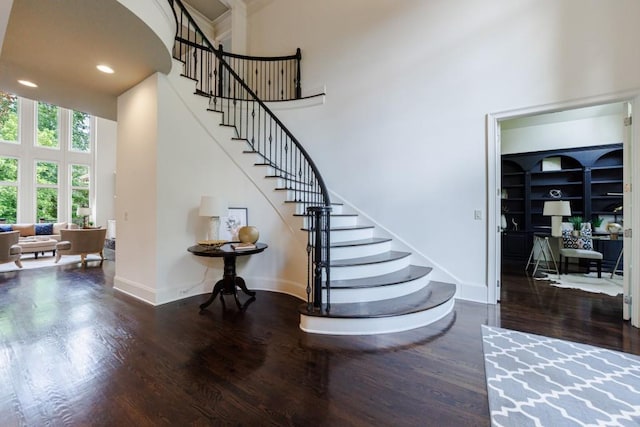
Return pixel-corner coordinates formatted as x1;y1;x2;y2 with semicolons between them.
559;224;603;278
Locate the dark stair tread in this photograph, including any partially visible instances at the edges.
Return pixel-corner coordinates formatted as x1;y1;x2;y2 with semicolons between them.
327;265;432;289
330;250;410;267
275;187;323;196
302;225;374;232
330;237;391;248
285;200;343;207
299;282;456;319
267;176;312;186
293;213;357;218
194;89;213;98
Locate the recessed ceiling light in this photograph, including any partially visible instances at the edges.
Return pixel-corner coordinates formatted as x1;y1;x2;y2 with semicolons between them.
96;64;114;74
18;79;38;88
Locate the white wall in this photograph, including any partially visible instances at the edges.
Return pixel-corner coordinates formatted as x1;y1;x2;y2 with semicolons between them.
501;103;625;154
114;65;309;305
245;0;640;301
115;75;159;302
95;117;116;227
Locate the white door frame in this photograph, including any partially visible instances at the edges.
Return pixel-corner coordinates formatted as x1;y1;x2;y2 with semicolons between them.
487;91;640;327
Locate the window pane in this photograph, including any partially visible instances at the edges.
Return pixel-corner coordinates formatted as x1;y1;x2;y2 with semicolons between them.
71;111;90;152
0;91;18;143
0;186;17;223
37;101;59;148
0;157;18;182
71;189;89;226
36;161;58;185
36;188;57;221
71;164;89;187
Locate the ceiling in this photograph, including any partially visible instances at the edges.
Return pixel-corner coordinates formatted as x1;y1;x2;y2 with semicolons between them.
185;0;229;21
0;0;174;120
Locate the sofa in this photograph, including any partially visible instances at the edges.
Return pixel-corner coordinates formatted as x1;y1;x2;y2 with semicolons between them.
0;222;76;241
0;222;77;258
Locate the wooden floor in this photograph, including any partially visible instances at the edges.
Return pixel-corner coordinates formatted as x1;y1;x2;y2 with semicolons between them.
0;259;638;426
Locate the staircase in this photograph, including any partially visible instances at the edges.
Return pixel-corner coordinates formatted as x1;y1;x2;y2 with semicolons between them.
168;0;456;335
297;205;456;335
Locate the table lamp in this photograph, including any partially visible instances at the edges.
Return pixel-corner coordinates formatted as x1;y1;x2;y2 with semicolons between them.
199;196;227;240
543;200;571;237
76;206;91;228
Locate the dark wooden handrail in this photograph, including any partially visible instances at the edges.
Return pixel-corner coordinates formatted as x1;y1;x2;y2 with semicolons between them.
168;0;331;313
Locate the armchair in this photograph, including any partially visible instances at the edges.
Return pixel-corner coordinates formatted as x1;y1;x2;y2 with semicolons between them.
55;228;107;265
559;223;603;278
0;231;23;268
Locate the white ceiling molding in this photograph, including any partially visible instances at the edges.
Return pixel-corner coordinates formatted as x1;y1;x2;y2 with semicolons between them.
183;1;216;41
214;0;247;54
213;11;232;48
0;0;13;54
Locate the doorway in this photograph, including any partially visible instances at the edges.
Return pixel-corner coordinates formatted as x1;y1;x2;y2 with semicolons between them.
487;94;640;327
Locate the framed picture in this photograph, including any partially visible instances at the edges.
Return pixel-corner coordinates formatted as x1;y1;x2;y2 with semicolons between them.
219;207;248;241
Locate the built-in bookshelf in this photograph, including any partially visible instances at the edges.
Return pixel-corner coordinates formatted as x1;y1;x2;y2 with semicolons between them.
501;144;623;262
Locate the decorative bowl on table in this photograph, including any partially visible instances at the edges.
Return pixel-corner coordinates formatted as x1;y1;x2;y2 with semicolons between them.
197;240;227;249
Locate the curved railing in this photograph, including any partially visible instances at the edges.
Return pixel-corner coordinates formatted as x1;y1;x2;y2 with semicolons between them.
218;45;302;101
168;0;332;313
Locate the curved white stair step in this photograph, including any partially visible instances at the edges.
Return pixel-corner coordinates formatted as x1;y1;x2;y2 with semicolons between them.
330;237;392;260
323;265;432;303
329;251;411;281
299;282;456;335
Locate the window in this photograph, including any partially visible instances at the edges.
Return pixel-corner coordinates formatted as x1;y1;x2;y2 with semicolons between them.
0;93;95;223
35;161;58;221
37;101;59;148
0;91;18;143
71;111;91;152
0;157;19;223
70;164;90;226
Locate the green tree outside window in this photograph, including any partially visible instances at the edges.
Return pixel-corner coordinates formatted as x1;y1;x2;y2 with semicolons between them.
72;111;90;152
0;157;18;222
71;189;89;226
0;91;18;143
35;161;58;221
37;101;59;148
36;188;58;221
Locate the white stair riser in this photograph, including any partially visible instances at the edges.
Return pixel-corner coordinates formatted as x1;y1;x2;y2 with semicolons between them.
324;276;430;303
329;228;374;243
291;204;344;215
331;240;391;260
303;215;357;229
330;256;410;281
299;297;455;335
307;228;374;243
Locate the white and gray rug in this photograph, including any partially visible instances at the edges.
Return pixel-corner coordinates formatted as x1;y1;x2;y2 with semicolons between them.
536;273;623;296
482;325;640;426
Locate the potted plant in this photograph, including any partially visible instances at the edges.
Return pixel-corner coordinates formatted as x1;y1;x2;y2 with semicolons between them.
591;216;603;232
568;216;583;237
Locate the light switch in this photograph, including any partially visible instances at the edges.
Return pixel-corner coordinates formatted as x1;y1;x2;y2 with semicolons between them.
474;210;482;220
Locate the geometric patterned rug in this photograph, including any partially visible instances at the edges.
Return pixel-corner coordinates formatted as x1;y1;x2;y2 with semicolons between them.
482;325;640;426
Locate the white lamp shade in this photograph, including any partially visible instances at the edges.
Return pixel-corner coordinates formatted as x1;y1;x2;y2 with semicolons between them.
199;196;227;217
543;200;571;217
77;207;91;216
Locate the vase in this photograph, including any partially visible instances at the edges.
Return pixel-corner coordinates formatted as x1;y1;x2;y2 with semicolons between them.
238;226;259;243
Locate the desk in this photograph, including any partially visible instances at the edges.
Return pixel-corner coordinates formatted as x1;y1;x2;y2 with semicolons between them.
525;234;559;277
592;236;623;276
188;242;268;311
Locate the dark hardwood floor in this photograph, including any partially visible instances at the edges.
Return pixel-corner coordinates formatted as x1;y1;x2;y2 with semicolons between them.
0;259;638;426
